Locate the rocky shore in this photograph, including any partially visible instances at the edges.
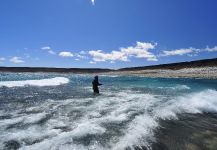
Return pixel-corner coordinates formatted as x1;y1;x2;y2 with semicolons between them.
111;58;217;79
107;67;217;79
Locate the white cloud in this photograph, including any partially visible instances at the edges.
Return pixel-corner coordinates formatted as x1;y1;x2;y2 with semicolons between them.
187;53;198;57
89;42;157;62
89;50;128;62
120;41;157;60
72;51;88;60
205;46;217;52
160;45;217;57
91;0;95;5
59;51;74;57
41;46;51;50
161;47;196;56
10;57;24;64
75;54;87;59
41;46;56;55
48;50;56;55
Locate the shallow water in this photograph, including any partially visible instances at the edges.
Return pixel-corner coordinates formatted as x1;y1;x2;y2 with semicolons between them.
0;73;217;150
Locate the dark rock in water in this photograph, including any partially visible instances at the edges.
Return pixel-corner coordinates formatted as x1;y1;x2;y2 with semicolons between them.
4;140;20;150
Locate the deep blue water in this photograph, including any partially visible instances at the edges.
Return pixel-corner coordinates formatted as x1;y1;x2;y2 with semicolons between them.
0;72;217;150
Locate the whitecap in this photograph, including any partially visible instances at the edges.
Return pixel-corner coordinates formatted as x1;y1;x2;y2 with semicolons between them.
154;89;217;120
2;87;217;150
158;84;190;90
0;112;48;129
111;89;217;149
0;77;69;87
173;85;191;90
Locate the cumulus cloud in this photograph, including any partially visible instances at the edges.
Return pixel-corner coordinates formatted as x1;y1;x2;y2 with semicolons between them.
120;42;157;60
160;45;217;57
59;51;74;57
89;42;157;63
89;50;128;62
10;57;24;63
161;47;197;56
44;43;217;64
205;46;217;52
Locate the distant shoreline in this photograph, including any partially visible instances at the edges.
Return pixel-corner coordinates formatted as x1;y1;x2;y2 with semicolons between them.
1;58;217;79
105;67;217;79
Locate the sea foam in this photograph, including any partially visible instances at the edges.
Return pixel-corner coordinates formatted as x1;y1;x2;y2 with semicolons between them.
0;77;69;87
154;89;217;120
1;85;217;149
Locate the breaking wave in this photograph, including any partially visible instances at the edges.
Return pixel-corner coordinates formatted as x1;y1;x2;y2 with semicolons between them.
154;89;217;119
1;88;217;150
0;77;69;87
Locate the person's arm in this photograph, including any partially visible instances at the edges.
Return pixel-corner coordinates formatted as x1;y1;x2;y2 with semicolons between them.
97;81;102;86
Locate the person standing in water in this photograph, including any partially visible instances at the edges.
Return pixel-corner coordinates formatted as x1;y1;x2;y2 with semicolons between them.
92;75;102;94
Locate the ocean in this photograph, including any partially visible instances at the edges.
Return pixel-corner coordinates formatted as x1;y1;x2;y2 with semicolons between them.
0;72;217;150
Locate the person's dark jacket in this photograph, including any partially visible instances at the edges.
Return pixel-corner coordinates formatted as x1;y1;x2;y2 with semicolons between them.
92;76;102;94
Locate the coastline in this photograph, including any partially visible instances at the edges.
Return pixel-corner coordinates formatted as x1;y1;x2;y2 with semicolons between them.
104;67;217;79
1;58;217;79
1;67;217;79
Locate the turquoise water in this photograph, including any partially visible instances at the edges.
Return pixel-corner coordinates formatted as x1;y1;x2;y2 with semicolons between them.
0;73;217;150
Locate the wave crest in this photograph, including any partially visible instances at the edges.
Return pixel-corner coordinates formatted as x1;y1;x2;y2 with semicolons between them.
0;77;69;87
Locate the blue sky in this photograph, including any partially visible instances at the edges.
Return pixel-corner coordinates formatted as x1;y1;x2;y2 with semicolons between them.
0;0;217;69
